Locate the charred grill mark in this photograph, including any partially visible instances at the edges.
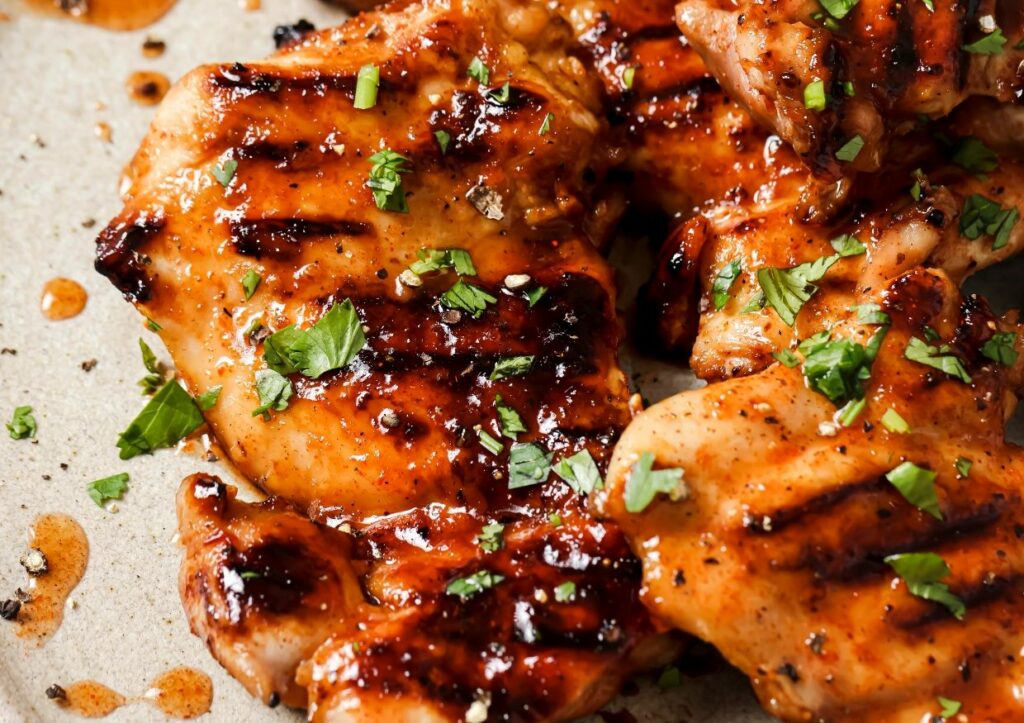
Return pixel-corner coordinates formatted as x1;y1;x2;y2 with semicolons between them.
231;218;371;259
743;478;888;536
883;2;918;104
94;214;165;302
881;267;948;329
429;89;548;161
893;573;1024;629
235;140;318;169
953;293;999;363
209;62;411;99
221;539;331;621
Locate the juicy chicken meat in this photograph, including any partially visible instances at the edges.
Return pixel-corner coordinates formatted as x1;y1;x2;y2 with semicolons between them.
677;0;1024;172
97;0;680;718
647;155;1024;380
597;268;1024;721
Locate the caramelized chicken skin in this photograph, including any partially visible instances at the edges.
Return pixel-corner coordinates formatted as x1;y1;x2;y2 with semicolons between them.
677;0;1024;172
598;269;1024;721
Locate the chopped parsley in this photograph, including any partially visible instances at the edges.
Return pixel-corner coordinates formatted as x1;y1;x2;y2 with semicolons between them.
446;570;504;599
837;397;865;427
434;130;451;155
960;193;1018;249
624;451;686;513
241;270;261;300
553;581;576;603
526;286;547;308
800;334;873;405
264;299;366;379
87;473;129;508
7;406;37;440
981;331;1018;366
884;552;965;620
963;27;1007;55
441;279;497;319
353;64;380;109
904;337;971;383
955;457;972;477
476;522;505;553
622;65;636;89
490;355;534;380
803;79;826;111
467;57;490;85
835;135;864;162
938;697;962;719
138;338;164;395
212;158;237;187
410;248;476;276
146;317;162;332
773;349;801;368
549;512;563;527
508;442;552;489
886;461;942;519
881;408;910;433
487;82;513;105
757;255;840;325
117;381;205;459
830;234;866;257
196;386;222;411
819;0;859;19
252;369;292;419
552;449;603;495
657;666;682;689
495;396;526;439
539;112;554;136
712;259;742;310
477;427;503;454
951;136;998;173
850;303;890;326
367;150;410;213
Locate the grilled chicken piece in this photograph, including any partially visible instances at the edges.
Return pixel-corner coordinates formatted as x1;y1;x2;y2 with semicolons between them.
677;0;1024;172
597;268;1024;721
100;0;680;716
651;156;1024;381
177;474;364;708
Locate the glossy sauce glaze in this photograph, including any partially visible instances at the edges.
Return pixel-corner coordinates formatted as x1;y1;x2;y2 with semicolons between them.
23;0;178;31
40;277;88;320
52;668;212;719
15;513;88;646
125;70;170;106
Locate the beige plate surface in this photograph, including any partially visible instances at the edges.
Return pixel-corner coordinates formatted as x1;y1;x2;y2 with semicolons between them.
2;1;1018;721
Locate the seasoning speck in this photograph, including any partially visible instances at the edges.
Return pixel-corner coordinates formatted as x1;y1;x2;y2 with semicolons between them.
45;684;67;701
0;599;21;621
20;548;48;576
466;184;505;221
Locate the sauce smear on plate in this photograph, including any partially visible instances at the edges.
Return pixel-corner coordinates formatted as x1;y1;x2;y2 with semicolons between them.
23;0;178;31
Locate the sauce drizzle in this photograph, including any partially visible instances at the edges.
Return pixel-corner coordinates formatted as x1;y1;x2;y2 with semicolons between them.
53;668;213;719
23;0;179;31
40;278;88;321
15;513;88;646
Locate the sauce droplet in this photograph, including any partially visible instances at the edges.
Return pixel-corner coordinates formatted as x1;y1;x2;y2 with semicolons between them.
126;71;170;106
23;0;179;31
41;278;88;321
51;669;213;719
15;514;89;646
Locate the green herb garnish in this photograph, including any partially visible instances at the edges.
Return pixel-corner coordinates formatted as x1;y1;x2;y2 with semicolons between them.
251;369;292;419
905;337;971;383
264;299;366;379
87;473;129;508
757;255;840;325
960;194;1018;249
477;522;505;553
803;79;826;110
624;451;686;513
434;130;451;155
367;150;410;213
712;259;742;311
884;552;965;620
353;64;380;109
241;270;261;300
552;449;603;495
117;381;205;459
212;158;237;187
886;461;942;519
881;408;909;433
553;581;576;602
981;332;1018;366
835;135;864;162
495;396;526;439
441;280;497;319
490;355;534;380
7;406;37;440
467;57;490;85
446;570;503;599
964;27;1007;55
196;386;222;411
508;442;552;489
477;428;503;455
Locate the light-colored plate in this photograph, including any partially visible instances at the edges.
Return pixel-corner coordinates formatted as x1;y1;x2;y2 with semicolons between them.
0;1;772;720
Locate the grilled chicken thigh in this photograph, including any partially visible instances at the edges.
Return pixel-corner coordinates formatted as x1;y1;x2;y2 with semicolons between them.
598;268;1024;721
98;0;680;717
677;0;1024;172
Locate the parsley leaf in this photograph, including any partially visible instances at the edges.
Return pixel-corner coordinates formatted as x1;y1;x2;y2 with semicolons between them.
495;396;526;439
7;406;37;440
196;386;222;411
87;473;129;508
477;428;503;455
117;381;205;459
241;269;261;300
410;248;476;276
434;130;451;155
757;255;840;325
886;461;942;519
803;79;826;110
955;457;972;477
446;570;503;599
487;82;513;105
850;303;890;326
353;64;379;109
441;279;497;319
212;158;237;187
951;136;998;173
264;300;366;379
801;335;873;405
884;552;966;620
508;442;553;489
622;66;636;89
367;150;410;213
526;286;547;308
963;27;1007;55
773;349;801;368
960;194;1018;249
252;369;292;419
553;581;576;602
819;0;859;19
539;112;554;136
138;338;164;395
938;697;962;719
490;356;534;380
881;408;910;433
624;451;686;513
836;135;864;162
553;449;603;495
905;337;971;383
467;57;490;85
476;522;505;553
981;331;1018;366
712;259;742;311
830;234;866;257
837;397;866;427
657;666;682;690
